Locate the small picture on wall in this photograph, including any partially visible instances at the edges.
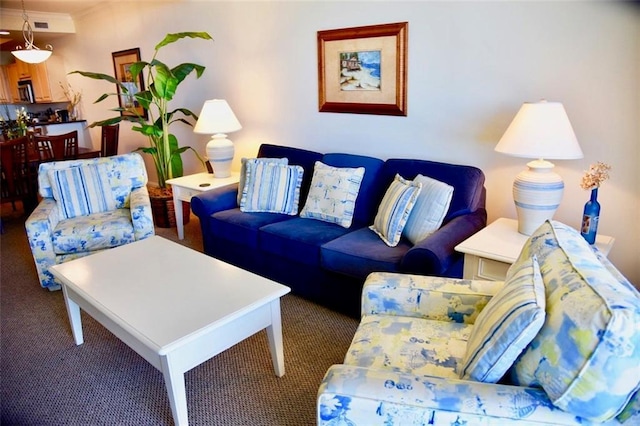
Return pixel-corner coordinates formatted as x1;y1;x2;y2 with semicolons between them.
111;47;148;120
340;50;381;91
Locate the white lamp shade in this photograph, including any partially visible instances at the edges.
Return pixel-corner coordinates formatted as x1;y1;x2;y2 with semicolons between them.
193;99;242;134
495;101;583;160
12;48;52;64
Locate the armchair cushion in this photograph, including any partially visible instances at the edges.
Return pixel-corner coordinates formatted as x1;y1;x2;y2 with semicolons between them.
344;314;472;379
459;255;545;383
52;209;136;254
512;221;640;422
369;174;421;247
47;164;116;219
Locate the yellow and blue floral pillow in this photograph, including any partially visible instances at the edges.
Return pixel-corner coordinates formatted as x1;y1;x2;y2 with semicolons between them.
512;220;640;423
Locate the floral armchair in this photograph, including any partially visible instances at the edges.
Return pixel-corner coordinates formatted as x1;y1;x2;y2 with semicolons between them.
318;220;640;425
25;153;155;290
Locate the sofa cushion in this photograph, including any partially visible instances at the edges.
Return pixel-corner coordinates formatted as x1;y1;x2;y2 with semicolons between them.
321;228;411;279
459;255;545;383
402;174;454;244
52;209;135;254
512;220;640;422
239;159;303;215
300;161;365;228
259;217;352;267
344;314;472;379
210;208;294;250
370;174;422;247
237;157;288;205
48;164;117;219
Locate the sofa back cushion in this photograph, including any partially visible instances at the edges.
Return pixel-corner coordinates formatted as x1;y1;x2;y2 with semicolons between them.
38;153;148;209
321;153;385;228
380;159;485;224
511;220;640;422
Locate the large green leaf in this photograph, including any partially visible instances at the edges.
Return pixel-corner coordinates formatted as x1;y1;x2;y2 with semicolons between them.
154;32;213;51
172;63;206;84
167;134;183;178
69;70;120;85
152;60;178;100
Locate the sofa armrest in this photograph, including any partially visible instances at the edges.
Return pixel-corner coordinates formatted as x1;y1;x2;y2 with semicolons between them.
361;272;502;323
318;365;584;425
129;186;155;240
25;198;61;290
190;183;239;218
401;208;487;276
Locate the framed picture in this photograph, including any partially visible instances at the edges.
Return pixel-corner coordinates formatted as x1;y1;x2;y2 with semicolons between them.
111;48;148;119
317;22;408;116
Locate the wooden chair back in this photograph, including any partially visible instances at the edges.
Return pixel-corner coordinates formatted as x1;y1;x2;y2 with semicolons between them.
100;124;120;157
33;131;79;161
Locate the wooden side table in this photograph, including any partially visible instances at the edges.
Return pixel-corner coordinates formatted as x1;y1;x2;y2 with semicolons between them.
455;218;615;281
166;172;240;240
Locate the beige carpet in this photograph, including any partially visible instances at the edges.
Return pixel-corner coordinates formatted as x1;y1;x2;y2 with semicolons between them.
1;206;358;425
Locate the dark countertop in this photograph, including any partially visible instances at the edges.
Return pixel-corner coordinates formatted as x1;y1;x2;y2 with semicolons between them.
32;120;87;127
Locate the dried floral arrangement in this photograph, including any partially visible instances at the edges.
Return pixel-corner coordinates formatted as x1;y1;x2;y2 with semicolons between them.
581;162;611;190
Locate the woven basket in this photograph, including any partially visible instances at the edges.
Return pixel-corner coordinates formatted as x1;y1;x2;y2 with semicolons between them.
148;186;190;228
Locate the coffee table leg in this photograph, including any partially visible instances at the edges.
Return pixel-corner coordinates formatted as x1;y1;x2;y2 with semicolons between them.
266;299;285;377
160;355;189;426
62;285;84;345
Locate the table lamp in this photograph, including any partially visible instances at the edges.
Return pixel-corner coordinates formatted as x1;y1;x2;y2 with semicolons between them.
495;100;583;235
193;99;242;178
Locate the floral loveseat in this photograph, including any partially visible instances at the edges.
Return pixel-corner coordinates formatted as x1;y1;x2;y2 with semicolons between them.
25;153;155;290
318;220;640;425
191;144;487;318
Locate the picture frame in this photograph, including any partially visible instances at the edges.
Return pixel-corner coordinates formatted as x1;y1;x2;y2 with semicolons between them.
111;48;148;119
317;22;408;116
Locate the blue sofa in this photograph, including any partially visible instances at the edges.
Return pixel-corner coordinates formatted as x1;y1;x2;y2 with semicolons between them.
191;144;486;317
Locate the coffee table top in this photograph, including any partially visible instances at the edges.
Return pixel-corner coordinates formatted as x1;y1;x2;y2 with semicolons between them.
50;236;290;353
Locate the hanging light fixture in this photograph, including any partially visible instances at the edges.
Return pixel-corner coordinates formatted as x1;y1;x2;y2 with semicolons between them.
11;0;53;64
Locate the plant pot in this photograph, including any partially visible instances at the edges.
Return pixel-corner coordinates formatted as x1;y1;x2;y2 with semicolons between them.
148;185;190;228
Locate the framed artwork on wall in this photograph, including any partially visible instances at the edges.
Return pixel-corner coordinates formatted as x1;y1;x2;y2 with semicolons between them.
317;22;408;116
112;48;148;119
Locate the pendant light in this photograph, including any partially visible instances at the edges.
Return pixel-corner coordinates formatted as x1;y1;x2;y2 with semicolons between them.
11;0;53;64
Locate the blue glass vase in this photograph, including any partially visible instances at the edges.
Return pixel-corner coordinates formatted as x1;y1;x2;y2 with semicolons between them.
580;188;600;244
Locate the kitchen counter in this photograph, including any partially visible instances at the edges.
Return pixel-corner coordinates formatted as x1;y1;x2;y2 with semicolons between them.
32;119;87;127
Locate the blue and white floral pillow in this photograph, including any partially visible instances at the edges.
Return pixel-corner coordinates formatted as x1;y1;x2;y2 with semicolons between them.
300;161;365;228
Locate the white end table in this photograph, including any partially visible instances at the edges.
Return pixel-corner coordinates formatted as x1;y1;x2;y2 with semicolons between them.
166;172;240;239
455;217;615;280
50;236;290;426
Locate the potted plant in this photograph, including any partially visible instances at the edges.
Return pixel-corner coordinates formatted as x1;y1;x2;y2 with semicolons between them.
72;32;213;227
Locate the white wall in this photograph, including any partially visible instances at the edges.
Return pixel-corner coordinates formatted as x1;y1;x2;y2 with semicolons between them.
53;1;639;284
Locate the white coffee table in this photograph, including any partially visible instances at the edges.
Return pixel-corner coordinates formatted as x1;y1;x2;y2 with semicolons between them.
50;236;290;426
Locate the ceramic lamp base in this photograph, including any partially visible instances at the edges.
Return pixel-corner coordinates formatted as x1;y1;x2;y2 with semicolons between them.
513;159;564;235
206;134;234;178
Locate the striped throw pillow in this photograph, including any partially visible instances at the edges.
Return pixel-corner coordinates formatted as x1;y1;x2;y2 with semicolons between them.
459;255;545;383
369;174;422;247
237;157;288;205
48;164;117;219
239;159;304;215
402;174;454;244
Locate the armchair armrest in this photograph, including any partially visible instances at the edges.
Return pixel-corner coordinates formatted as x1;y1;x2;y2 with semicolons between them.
318;365;584;425
401;208;487;276
129;186;155;240
190;183;239;218
25;198;62;290
362;272;502;323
